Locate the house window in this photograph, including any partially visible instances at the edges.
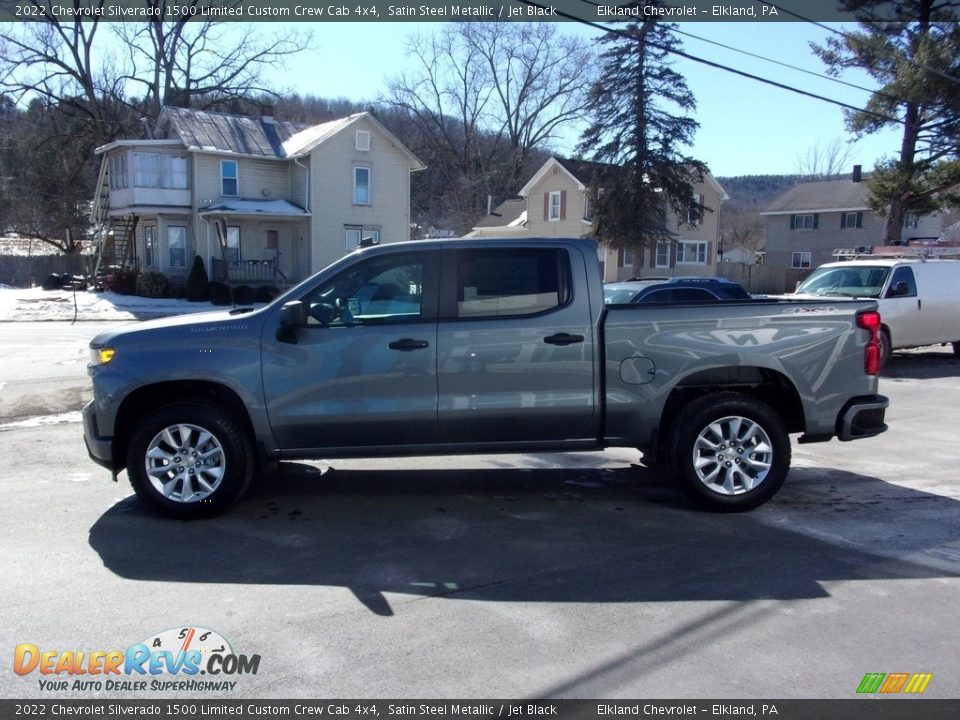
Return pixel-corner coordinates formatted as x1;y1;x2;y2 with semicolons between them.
353;167;371;205
548;191;562;221
677;240;707;265
224;226;240;266
344;225;380;254
655;240;671;268
221;160;238;197
790;214;818;230
792;251;812;269
167;226;187;268
841;211;863;229
904;213;919;229
144;225;157;268
133;153;188;189
355;131;370;152
687;193;703;225
109;153;128;189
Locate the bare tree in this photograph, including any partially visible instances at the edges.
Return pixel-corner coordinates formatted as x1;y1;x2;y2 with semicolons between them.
116;3;312;122
385;22;594;228
794;137;857;179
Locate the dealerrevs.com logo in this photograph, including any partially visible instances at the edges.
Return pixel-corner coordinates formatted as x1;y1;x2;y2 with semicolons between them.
13;626;260;692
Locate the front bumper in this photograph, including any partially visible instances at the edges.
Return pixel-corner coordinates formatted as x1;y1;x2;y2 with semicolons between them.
837;394;889;441
82;401;117;471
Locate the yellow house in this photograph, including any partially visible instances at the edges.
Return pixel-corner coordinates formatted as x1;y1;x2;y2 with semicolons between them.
470;157;729;282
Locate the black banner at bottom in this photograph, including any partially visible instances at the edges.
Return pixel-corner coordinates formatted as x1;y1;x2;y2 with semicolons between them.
2;700;958;720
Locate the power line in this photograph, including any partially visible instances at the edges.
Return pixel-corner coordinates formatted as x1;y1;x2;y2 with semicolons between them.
751;0;960;86
517;0;903;125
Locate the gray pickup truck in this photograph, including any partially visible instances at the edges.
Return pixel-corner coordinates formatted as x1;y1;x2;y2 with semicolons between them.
83;238;888;518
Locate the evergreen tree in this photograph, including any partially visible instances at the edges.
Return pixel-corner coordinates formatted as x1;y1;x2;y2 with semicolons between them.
814;1;960;244
577;10;706;251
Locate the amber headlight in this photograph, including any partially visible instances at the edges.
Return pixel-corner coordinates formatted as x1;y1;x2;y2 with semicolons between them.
90;347;116;366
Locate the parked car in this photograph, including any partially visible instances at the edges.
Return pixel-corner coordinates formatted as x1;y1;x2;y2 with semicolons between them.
605;277;751;304
792;256;960;364
84;238;886;518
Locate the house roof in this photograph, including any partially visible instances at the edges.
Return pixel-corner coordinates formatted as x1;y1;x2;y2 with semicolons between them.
762;179;872;215
198;199;310;217
473;198;528;229
161;107;304;158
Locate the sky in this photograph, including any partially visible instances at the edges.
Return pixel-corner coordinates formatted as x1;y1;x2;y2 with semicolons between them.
257;20;903;178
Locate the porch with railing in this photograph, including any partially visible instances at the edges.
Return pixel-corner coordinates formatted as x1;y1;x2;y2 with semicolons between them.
211;257;286;285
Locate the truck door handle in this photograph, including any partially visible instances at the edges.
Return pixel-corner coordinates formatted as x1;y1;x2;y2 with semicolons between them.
544;333;584;346
388;338;430;351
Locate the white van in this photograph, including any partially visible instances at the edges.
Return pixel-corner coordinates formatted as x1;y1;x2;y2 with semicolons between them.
793;257;960;363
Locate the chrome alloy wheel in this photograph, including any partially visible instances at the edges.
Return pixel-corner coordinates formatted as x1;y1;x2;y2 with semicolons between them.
692;416;774;496
144;424;226;503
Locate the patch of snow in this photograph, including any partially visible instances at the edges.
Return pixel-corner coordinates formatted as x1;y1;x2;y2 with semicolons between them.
0;410;83;431
0;287;263;322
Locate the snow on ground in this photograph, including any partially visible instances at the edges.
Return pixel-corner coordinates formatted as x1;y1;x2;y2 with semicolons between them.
0;287;264;321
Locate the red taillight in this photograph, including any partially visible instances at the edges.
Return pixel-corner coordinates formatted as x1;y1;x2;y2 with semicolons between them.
857;310;882;375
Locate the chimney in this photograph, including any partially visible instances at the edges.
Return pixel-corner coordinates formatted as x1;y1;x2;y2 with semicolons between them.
261;104;275;125
852;165;862;183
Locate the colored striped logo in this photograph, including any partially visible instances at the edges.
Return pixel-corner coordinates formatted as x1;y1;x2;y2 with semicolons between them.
857;672;933;694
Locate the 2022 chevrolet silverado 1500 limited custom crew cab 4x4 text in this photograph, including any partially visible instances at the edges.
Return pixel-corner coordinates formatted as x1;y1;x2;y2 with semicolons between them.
83;239;888;518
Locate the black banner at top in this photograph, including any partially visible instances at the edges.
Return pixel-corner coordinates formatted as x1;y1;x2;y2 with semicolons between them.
1;0;957;24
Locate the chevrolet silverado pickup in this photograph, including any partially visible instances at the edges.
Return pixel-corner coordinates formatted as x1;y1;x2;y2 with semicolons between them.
83;238;888;518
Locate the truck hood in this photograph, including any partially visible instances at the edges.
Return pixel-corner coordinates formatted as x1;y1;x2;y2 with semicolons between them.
89;307;266;347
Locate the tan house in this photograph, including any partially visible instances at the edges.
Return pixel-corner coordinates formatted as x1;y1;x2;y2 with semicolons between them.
469;156;728;282
91;106;425;287
761;171;949;272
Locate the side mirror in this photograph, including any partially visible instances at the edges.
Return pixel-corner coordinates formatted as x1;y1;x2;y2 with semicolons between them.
277;301;306;344
888;281;910;298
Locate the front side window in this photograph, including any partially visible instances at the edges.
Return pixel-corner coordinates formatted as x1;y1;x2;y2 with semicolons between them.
677;241;707;265
453;248;569;319
354;167;371;205
167;226;187;268
304;253;425;327
885;266;917;298
791;252;811;269
221;160;238;196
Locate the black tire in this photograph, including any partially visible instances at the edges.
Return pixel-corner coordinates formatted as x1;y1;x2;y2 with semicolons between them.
880;328;892;368
667;392;791;512
126;401;255;519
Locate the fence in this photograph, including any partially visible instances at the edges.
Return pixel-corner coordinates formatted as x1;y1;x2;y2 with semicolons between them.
716;262;810;294
0;255;89;288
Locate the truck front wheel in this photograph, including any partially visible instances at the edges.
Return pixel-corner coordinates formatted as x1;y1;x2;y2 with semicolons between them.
668;393;790;512
125;402;255;519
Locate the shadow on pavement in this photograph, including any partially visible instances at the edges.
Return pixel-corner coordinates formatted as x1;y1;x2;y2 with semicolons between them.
884;348;960;379
89;461;960;616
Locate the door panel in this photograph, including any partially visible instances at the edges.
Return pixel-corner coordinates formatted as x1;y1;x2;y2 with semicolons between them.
262;251;439;450
436;247;597;444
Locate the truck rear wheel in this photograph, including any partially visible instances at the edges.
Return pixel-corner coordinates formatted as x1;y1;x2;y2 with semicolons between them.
668;393;790;512
125;402;254;519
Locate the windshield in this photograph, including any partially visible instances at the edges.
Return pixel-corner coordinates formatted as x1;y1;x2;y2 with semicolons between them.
795;265;890;298
604;287;640;304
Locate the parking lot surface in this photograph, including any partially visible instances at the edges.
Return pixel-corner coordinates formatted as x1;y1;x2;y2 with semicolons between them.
1;325;958;699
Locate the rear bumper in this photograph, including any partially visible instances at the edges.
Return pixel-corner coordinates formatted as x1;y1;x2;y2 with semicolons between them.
837;394;889;441
82;401;117;471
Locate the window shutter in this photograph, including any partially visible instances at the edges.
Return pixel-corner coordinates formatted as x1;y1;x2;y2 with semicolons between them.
670;242;678;269
698;194;705;225
637;245;645;268
649;246;656;267
856;212;863;229
707;240;713;264
790;215;796;230
841;214;847;229
560;190;567;220
543;193;549;221
813;214;819;229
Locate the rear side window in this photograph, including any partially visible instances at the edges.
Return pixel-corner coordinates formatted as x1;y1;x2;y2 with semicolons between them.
452;248;570;318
